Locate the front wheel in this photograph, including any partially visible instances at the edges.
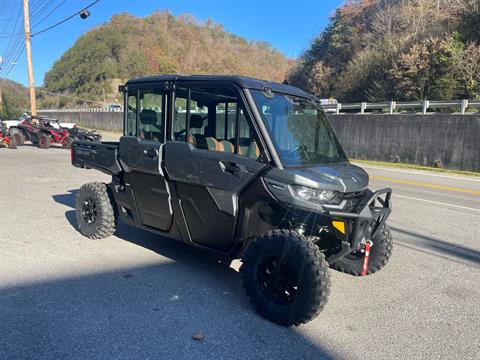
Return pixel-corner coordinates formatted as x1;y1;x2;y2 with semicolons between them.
241;229;330;326
7;137;17;149
331;224;393;276
75;182;117;239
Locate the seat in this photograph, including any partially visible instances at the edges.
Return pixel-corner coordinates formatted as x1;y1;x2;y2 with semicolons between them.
140;109;162;141
221;140;234;153
246;141;260;159
186;114;209;149
229;137;260;159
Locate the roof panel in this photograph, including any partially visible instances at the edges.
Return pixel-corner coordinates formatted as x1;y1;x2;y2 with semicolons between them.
125;75;316;99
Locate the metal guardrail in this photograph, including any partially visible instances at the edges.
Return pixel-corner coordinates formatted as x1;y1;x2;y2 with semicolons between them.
37;99;480;115
322;99;480;114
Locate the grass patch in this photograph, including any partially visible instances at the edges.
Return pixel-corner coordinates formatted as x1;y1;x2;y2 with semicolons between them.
352;159;480;177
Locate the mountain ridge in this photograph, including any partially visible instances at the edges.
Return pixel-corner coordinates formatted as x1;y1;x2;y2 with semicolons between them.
43;11;293;106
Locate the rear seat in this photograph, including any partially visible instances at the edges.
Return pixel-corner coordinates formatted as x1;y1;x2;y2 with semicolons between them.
185;116;259;159
140;109;162;141
189;136;258;159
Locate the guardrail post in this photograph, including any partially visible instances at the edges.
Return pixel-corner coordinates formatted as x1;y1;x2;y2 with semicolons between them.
360;102;366;114
461;99;468;114
389;101;395;114
422;100;429;114
336;103;341;115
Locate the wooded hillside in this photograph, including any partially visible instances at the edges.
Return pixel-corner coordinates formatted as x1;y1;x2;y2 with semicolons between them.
0;80;28;119
43;11;292;105
288;0;480;101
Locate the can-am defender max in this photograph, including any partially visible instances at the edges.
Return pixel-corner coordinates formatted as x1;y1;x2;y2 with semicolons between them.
71;75;393;326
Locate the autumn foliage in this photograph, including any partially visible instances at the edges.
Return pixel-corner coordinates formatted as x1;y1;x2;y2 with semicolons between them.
288;0;480;101
43;11;292;105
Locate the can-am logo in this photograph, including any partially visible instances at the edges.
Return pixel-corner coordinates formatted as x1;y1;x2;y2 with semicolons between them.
352;177;359;183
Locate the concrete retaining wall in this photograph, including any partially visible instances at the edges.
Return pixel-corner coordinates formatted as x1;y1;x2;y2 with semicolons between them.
39;111;480;172
329;114;480;172
40;111;124;132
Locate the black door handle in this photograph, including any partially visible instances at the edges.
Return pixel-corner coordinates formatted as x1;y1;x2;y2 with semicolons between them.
143;147;158;158
220;161;240;175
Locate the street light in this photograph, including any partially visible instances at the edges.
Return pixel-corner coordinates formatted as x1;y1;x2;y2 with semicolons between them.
80;10;91;20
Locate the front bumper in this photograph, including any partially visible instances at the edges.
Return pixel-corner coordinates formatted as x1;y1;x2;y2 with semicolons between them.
324;188;392;263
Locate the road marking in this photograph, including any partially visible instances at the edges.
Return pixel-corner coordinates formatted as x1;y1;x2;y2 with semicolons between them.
370;175;480;195
394;194;480;213
359;164;480;182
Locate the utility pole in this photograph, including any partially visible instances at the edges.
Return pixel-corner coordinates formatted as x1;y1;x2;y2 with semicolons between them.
22;0;37;115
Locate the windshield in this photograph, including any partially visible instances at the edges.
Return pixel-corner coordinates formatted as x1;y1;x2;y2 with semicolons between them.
251;90;348;167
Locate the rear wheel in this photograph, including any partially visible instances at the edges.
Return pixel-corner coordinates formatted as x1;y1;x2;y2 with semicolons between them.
241;229;330;326
75;182;117;239
331;224;393;276
62;136;73;149
11;129;25;146
38;134;50;149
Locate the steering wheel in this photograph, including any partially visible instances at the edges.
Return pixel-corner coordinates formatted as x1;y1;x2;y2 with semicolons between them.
285;145;310;161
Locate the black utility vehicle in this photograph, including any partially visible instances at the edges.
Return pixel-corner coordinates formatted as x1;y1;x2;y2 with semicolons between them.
72;75;393;326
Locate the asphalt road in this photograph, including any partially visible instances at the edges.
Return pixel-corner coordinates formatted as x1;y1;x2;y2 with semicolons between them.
0;145;479;360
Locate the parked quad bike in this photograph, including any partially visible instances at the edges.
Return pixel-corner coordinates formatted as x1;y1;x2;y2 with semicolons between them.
10;115;101;149
9;116;73;149
65;125;102;143
0;125;17;149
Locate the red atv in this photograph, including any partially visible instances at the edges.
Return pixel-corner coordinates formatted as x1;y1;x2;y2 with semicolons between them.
10;116;73;149
0;123;17;149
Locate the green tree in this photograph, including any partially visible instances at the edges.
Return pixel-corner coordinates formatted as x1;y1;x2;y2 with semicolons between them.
43;11;291;107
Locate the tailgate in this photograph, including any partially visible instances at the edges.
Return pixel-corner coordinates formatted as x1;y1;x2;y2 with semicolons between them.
71;141;122;175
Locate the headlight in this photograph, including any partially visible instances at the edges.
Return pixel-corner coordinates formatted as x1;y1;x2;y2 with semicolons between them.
291;185;338;205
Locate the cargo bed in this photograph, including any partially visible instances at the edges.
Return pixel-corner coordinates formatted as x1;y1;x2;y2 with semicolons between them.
71;141;122;175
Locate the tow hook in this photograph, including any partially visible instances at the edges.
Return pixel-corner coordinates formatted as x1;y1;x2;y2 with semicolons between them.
361;240;373;276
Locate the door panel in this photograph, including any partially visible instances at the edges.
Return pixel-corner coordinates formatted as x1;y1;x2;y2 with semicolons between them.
164;141;266;250
177;183;235;250
119;136;172;231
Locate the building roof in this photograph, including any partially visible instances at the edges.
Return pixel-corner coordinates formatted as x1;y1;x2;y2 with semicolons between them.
125;75;316;99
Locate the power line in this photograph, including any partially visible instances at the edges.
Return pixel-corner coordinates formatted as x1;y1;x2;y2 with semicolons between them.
0;0;21;40
0;43;26;80
0;2;23;78
0;1;62;40
0;0;66;80
31;0;67;29
31;0;100;37
30;0;56;25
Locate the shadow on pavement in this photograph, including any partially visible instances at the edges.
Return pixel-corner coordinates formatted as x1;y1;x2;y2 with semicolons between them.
52;189;78;208
391;226;480;267
0;264;336;359
41;190;338;360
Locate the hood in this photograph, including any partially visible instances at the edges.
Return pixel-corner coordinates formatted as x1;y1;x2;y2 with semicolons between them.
289;162;369;193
